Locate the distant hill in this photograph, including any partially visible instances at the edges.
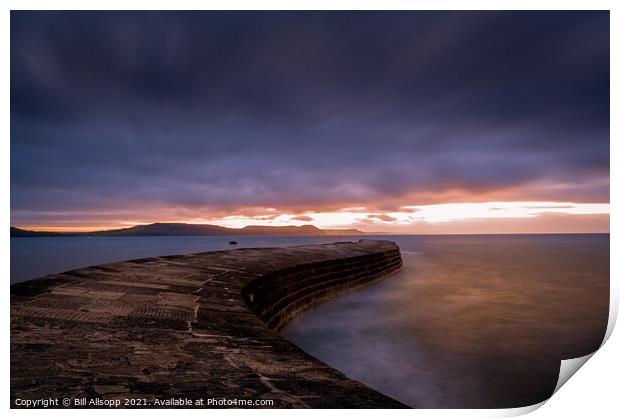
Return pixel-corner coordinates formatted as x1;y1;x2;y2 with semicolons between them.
322;229;366;235
93;223;233;237
10;223;365;237
11;227;68;237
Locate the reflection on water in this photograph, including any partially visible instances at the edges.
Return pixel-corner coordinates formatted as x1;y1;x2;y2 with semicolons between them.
282;234;609;408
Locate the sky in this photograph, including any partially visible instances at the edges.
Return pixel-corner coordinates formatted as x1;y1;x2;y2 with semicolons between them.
10;11;610;234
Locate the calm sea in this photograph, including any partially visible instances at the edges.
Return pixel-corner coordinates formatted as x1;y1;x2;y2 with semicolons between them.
283;234;609;408
10;235;339;284
10;234;609;408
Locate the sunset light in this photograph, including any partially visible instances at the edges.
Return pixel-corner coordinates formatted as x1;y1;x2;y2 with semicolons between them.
18;201;610;234
198;201;610;232
9;10;611;411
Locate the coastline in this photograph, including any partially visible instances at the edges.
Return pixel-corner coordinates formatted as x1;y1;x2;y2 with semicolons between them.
11;240;406;408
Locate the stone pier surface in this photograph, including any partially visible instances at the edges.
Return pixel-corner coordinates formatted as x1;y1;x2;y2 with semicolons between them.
11;240;406;408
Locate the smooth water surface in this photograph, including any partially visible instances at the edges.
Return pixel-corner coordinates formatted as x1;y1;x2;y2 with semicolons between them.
10;235;338;284
283;234;609;408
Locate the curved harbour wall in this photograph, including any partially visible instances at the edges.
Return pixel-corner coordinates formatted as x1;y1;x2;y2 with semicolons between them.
11;240;406;408
244;247;402;331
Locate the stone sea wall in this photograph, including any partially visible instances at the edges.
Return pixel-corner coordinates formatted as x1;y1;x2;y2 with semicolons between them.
244;247;402;331
11;240;406;408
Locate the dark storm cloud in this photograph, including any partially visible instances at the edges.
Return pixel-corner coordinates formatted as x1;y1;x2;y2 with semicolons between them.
10;11;609;224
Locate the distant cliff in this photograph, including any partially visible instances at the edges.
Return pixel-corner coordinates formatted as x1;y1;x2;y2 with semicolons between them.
10;223;365;237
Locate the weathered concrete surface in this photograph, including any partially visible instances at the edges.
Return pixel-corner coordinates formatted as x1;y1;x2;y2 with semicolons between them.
11;240;406;408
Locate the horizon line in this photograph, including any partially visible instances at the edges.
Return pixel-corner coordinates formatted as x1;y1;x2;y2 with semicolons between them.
10;222;610;236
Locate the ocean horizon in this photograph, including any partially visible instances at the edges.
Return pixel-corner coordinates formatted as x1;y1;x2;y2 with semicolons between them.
10;233;608;285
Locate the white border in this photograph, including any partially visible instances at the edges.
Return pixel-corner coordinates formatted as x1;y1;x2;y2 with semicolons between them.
3;1;617;418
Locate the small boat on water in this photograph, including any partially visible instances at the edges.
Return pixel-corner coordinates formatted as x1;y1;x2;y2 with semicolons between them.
229;240;238;245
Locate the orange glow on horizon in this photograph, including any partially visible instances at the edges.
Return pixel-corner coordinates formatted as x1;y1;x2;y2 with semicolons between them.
13;201;610;235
